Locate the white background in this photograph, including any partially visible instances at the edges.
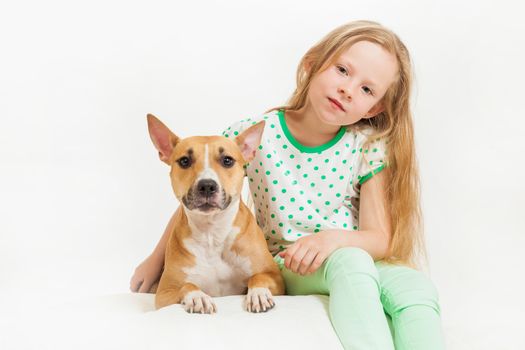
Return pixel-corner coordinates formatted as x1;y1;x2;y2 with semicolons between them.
1;0;524;348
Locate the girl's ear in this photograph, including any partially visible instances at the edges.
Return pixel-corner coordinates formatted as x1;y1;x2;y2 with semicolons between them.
364;103;384;119
303;61;312;73
302;55;315;75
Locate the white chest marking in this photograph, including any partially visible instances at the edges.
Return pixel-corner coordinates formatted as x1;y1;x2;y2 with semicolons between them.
181;198;253;296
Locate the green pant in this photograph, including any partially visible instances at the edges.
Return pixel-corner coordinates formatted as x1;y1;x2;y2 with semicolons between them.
275;247;445;350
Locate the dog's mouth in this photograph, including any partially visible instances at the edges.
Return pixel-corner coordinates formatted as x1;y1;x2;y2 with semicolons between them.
182;188;232;213
195;200;221;213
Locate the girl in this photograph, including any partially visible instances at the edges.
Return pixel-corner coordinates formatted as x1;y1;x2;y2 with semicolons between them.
131;20;445;350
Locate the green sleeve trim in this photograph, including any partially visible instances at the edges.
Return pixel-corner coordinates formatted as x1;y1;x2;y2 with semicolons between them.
278;109;347;153
358;164;386;184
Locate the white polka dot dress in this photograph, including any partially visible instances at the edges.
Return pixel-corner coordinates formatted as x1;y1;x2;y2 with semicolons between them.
222;109;386;256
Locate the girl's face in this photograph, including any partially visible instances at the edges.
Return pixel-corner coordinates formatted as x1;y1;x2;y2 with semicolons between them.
306;40;399;126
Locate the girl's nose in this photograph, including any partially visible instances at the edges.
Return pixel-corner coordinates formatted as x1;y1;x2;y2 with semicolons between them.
338;86;352;101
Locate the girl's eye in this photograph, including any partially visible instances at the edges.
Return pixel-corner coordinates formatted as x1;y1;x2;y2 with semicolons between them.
362;86;373;96
177;156;192;169
221;156;235;168
336;65;348;76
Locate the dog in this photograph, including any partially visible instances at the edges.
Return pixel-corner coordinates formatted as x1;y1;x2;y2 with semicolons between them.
147;114;285;314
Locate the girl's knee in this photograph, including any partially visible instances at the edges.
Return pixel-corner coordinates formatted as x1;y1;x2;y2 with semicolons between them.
329;247;374;265
381;268;441;315
325;247;378;282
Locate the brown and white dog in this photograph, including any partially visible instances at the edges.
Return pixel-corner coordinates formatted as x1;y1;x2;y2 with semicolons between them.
147;114;284;314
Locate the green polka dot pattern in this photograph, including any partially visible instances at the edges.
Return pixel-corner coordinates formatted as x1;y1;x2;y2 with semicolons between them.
222;110;387;255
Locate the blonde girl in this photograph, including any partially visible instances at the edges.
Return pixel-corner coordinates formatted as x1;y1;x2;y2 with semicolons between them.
131;20;445;350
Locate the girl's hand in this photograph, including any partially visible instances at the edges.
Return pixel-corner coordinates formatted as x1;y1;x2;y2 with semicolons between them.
278;230;345;276
130;254;164;293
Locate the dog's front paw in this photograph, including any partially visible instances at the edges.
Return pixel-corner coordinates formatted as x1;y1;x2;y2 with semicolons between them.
244;287;275;313
181;290;217;314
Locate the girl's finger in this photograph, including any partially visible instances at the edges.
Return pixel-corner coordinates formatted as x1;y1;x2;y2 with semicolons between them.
306;253;327;275
138;279;151;293
284;244;299;269
130;277;143;293
289;246;308;273
298;250;318;276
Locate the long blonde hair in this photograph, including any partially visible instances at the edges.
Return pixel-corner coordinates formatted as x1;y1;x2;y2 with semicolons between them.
269;20;425;267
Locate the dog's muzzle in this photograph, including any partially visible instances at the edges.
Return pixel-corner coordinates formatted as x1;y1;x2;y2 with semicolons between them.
182;179;232;213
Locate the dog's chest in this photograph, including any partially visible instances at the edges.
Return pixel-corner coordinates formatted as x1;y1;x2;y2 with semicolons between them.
181;228;252;297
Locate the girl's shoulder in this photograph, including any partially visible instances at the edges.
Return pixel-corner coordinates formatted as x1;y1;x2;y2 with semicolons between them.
346;126;389;185
347;125;387;149
221;109;280;139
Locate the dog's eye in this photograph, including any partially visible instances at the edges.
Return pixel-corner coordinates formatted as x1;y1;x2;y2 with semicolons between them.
221;156;235;168
177;156;192;169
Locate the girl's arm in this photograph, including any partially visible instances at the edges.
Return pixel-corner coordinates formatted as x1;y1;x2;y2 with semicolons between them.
280;171;391;275
129;207;179;293
342;169;392;260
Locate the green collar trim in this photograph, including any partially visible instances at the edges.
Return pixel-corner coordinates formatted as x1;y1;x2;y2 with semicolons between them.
278;109;347;153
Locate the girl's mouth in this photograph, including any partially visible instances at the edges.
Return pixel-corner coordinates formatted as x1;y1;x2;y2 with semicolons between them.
328;97;345;112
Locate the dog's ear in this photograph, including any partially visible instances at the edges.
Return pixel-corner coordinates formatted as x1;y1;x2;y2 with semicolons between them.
147;114;180;164
235;121;265;163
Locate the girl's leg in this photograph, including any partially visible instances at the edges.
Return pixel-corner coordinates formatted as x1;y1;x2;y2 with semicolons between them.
376;262;445;350
276;247;394;350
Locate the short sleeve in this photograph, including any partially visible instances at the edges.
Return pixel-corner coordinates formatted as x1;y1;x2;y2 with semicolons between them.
221;117;259;139
354;137;388;185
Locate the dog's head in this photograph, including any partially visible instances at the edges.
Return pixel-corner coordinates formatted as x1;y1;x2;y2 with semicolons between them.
147;114;264;214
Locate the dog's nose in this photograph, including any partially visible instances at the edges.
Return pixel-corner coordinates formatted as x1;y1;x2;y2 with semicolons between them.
197;179;218;196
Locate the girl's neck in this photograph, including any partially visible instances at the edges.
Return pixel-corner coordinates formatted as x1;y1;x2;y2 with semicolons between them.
284;105;343;147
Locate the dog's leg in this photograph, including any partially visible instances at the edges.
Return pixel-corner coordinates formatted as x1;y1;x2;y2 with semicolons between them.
177;283;217;314
156;282;216;313
155;273;186;310
245;271;284;313
155;286;181;310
